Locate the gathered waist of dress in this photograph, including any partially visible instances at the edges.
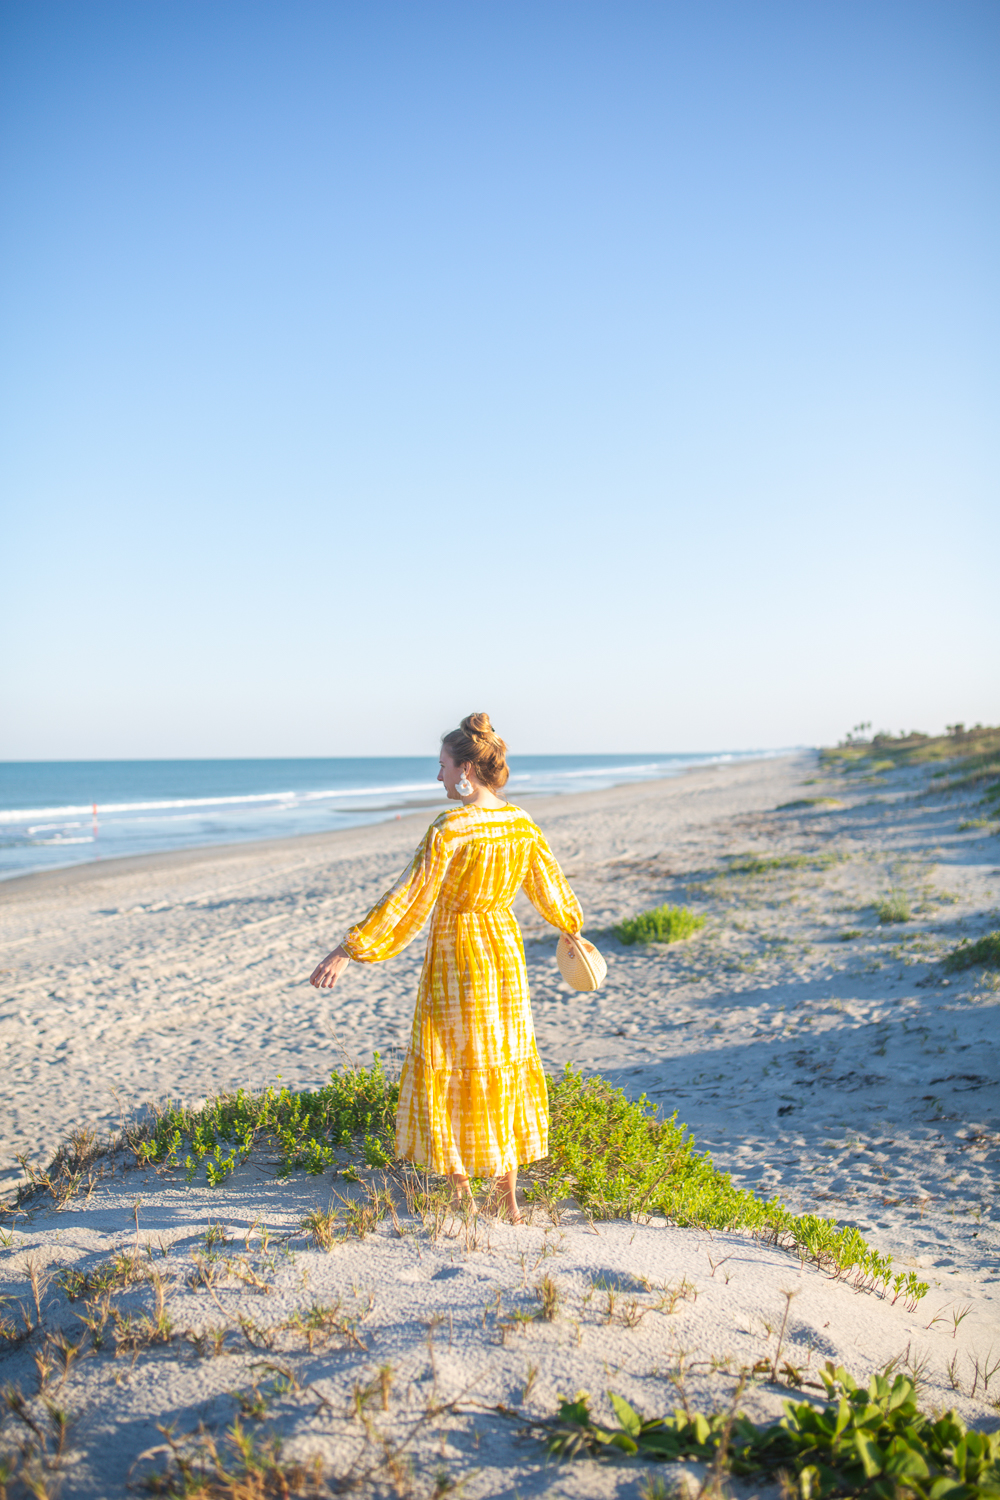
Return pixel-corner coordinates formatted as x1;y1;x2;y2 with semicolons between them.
436;901;516;917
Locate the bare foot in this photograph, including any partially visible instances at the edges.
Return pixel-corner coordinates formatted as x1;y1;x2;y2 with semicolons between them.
497;1166;522;1224
484;1199;523;1224
449;1172;476;1212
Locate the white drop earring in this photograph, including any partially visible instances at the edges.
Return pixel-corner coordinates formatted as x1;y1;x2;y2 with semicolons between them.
456;772;473;797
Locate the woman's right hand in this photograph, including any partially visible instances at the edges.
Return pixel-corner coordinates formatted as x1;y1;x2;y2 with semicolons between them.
310;945;351;989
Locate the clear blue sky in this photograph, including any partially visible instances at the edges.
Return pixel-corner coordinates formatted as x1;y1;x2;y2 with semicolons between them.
2;0;997;758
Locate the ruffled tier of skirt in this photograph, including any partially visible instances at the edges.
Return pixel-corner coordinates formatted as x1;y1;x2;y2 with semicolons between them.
394;1048;549;1177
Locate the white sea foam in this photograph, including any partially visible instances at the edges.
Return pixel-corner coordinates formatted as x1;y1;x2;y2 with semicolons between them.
0;781;441;824
0;756;772;825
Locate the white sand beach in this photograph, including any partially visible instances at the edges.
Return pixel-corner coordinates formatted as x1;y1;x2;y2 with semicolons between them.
1;751;998;1495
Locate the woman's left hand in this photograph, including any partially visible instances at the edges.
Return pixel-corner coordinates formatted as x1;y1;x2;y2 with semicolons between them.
310;945;350;989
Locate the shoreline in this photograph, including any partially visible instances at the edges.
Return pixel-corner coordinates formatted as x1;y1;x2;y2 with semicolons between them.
0;753;785;900
0;801;450;899
0;751;797;894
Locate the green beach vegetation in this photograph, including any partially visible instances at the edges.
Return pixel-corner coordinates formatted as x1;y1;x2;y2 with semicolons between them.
613;903;705;945
944;931;1000;973
129;1055;398;1185
726;852;841;876
874;892;912;925
822;722;1000;812
540;1365;1000;1496
526;1068;927;1306
16;1063;928;1312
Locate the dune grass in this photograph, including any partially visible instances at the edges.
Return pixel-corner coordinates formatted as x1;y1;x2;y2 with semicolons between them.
822;724;1000;811
943;931;1000;973
47;1062;925;1311
874;892;912;924
726;852;841;876
613;904;705;945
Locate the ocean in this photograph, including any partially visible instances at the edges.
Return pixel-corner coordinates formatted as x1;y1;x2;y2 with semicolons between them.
0;751;785;880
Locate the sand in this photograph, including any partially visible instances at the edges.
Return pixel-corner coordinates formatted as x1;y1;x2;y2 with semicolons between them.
1;752;998;1495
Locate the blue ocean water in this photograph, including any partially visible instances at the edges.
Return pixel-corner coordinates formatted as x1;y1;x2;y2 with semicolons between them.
0;751;784;880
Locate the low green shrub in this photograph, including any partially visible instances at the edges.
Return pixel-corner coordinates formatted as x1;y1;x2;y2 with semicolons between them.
527;1067;927;1306
129;1054;399;1185
544;1365;1000;1497
778;797;843;810
874;892;911;924
79;1064;926;1308
944;931;1000;973
614;904;705;945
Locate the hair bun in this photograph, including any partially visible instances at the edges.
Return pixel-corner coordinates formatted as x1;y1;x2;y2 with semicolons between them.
462;712;494;741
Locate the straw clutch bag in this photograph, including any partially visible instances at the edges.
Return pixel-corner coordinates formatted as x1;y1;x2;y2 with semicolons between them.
556;932;608;993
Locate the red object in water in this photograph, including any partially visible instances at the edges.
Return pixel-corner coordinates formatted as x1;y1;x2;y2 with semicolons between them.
92;802;99;844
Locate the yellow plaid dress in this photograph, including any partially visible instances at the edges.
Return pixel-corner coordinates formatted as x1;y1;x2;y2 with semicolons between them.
341;804;583;1177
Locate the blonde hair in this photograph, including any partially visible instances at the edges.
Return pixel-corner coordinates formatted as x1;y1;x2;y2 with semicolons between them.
441;712;509;790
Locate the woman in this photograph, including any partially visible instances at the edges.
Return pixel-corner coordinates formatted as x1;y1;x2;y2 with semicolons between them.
309;713;585;1223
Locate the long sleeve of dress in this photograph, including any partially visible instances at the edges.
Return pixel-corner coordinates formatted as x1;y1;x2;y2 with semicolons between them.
342;823;452;963
522;830;584;935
